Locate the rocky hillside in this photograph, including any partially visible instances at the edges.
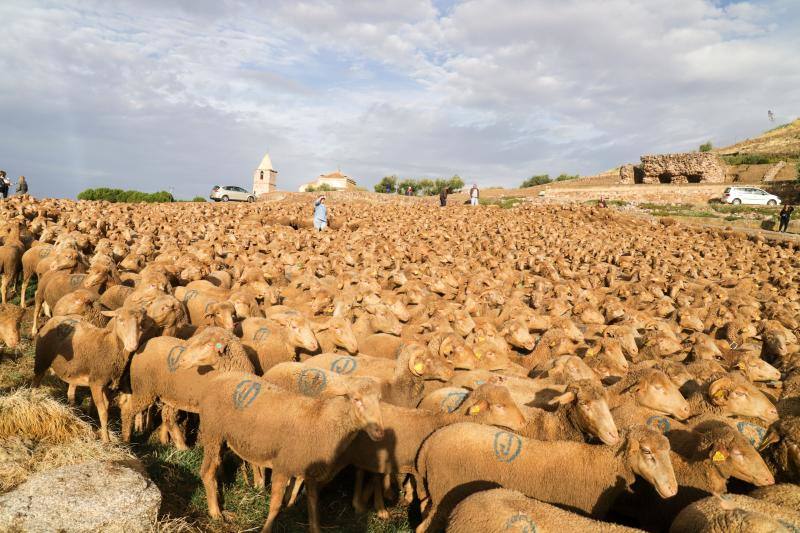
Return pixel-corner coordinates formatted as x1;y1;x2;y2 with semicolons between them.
717;118;800;159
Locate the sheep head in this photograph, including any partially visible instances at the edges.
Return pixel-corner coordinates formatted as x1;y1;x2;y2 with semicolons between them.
104;306;145;353
272;313;319;352
501;319;535;351
734;354;781;382
403;343;454;381
708;374;779;423
549;379;619;445
0;304;24;349
178;328;232;370
623;426;678;499
343;377;384;441
315;317;358;354
204;301;236;330
460;384;527;431
631;369;691;420
696;424;774;487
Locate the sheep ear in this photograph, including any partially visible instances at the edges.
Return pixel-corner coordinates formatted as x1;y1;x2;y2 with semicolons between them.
314;320;331;332
101;310;118;318
708;377;733;405
759;424;781;451
465;399;488;416
408;353;426;377
548;391;576;406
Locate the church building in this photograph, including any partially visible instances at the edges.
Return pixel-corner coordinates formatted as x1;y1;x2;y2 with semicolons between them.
252;153;277;196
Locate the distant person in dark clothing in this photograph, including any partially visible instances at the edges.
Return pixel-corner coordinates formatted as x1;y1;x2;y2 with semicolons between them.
0;171;8;199
779;204;794;232
439;187;448;207
16;176;28;195
406;186;413;196
598;196;607;208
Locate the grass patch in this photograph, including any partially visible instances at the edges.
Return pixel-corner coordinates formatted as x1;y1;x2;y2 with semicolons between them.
709;204;780;216
480;197;523;209
721;154;782;165
584;199;628;207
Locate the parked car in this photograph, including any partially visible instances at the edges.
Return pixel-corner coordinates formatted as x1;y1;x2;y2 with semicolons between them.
210;185;256;202
722;186;781;206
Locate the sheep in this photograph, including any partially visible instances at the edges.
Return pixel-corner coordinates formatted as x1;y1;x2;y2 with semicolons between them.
0;303;24;351
687;372;779;424
670;494;800;533
446;488;644;533
307;316;359;355
608;367;691;420
760;416;800;483
52;289;108;328
239;315;319;373
304;343;454;407
121;327;255;448
342;383;527;517
0;221;25;304
32;306;146;441
174;288;236;330
197;371;384;533
415;423;677;532
624;420;775;529
749;483;800;510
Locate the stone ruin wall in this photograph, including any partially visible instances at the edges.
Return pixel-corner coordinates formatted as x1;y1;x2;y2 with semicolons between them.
619;153;726;184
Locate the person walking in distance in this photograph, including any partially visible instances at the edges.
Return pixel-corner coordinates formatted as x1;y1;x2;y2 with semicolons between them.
16;176;28;195
469;184;479;206
313;195;328;231
0;171;9;199
439;186;448;207
779;204;794;233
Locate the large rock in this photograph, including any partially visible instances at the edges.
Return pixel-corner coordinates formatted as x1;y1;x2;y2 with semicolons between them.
0;460;161;532
619;164;635;184
638;153;725;184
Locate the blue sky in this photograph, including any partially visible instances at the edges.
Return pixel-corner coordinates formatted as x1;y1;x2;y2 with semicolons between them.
0;0;798;199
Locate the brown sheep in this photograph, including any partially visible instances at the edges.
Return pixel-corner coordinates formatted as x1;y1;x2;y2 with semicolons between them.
0;222;25;304
121;327;255;447
197;372;384;533
239;315;319;373
415;423;677;532
304;344;454;407
609;367;691;420
32;307;146;441
687;372;779;424
670;494;800;533
447;488;644;533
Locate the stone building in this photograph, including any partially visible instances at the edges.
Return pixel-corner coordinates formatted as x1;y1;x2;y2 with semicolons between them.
298;170;357;192
252;153;277;196
619;153;725;184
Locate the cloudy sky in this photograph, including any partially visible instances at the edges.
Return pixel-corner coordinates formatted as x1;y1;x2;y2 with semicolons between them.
1;0;798;199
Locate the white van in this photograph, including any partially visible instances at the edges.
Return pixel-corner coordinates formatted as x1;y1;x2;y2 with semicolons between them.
722;187;781;206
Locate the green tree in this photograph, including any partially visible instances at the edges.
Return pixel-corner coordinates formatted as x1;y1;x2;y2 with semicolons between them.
77;188;174;203
447;175;464;192
699;142;713;152
554;173;580;182
374;175;397;193
520;174;550;188
192;196;206;202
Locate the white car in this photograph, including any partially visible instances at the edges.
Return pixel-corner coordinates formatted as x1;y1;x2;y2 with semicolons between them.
210;185;256;203
722;186;781;206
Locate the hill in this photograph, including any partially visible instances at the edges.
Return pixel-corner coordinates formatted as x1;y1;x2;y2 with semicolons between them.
717;118;800;159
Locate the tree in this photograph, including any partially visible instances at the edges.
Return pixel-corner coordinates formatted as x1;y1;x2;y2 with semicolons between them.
397;178;419;195
374;175;397;193
520;175;550;188
554;173;580;182
447;175;464;193
699;142;713;152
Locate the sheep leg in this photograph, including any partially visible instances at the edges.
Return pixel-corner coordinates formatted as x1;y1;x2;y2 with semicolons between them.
31;292;42;336
305;481;322;533
118;393;134;442
262;471;289;533
163;406;188;450
200;439;224;519
19;275;28;308
67;384;77;406
286;476;304;506
159;421;170;445
352;469;368;513
384;473;396;500
89;383;110;443
403;476;415;504
372;475;390;520
251;464;265;489
0;274;7;304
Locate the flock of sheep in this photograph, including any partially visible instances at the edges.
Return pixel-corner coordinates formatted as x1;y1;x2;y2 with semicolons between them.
0;193;799;532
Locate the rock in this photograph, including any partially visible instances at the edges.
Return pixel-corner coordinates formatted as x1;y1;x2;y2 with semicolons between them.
619;164;635;184
0;460;161;533
637;153;725;184
763;161;786;182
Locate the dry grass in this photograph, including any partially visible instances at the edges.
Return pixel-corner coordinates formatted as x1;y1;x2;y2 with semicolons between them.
0;388;133;491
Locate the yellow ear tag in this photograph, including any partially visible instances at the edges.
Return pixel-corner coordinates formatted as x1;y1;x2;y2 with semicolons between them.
478;336;485;342
475;351;483;359
713;390;726;399
712;451;726;462
468;405;481;415
414;363;425;373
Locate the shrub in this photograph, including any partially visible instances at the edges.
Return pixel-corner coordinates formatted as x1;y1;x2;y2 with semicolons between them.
699;142;713;152
192;196;206;202
374;176;397;193
554;173;580;182
77;188;174;203
721;154;773;165
521;175;550;188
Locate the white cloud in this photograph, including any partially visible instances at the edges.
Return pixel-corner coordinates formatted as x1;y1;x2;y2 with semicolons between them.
0;0;797;198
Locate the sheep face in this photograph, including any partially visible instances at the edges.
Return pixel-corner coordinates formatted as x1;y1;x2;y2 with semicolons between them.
735;355;781;383
462;384;527;431
405;343;454;381
439;335;476;371
346;378;384;441
0;305;24;348
229;294;256;319
284;316;319;352
317;318;358;354
49;249;79;271
451;310;475;337
179;264;206;283
205;302;236;330
368;307;402;336
502;320;535;351
551;379;619;445
633;370;690;420
178;333;227;370
708;375;779;423
472;340;511;371
706;429;775;486
119;253;145;272
83;265;109;289
106;306;145;353
625;427;678;498
387;299;411;323
147;295;185;329
762;417;800;480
